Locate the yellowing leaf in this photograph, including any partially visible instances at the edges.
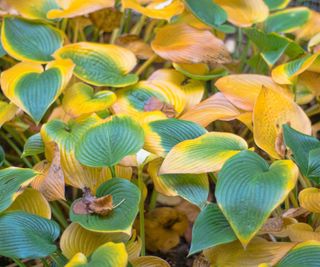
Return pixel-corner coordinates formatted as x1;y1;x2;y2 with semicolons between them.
121;0;184;20
54;42;138;87
215;74;292;111
0;101;18;127
214;0;269;27
204;237;295;267
151;23;231;65
62;82;116;118
0;59;74;124
160;132;248;174
47;0;114;19
253;86;311;159
60;222;129;259
180;93;241;127
295;10;320;40
288;223;320;242
7;188;51;219
131;256;170;267
112;80;186;118
299;187;320;213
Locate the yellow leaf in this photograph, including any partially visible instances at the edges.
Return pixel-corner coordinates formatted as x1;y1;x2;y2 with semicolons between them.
180;93;241;127
203;237;295;267
121;0;184;20
215;0;269;27
151;23;231;65
295;10;320;40
131;256;170;267
47;0;115;19
0;101;18;127
299;187;320;213
288;223;320;242
215;74;292;111
7;188;51;219
253;86;311;159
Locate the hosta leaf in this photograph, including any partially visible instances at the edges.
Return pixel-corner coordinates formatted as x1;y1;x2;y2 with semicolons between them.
204;237;295;267
62;82;116;118
22;133;45;157
299;187;320;213
296;10;320;40
271;53;320;85
253;86;311;159
214;0;269;27
7;188;51;219
130;256;170;267
41;116;115;191
5;0;60;20
216;150;299;247
148;68;204;110
283;124;320;178
143;119;206;157
308;148;320;180
61;223;129;258
160;132;248;174
151;23;231;65
121;0;184;20
275;241;320;267
112;80;186;117
0;146;4;167
215;74;292;111
65;242;128;267
54;42;138;87
148;158;209;207
70;178;140;234
287;223;320;242
264;0;290;11
264;7;311;33
0;167;37;213
183;0;227;29
190;203;237;255
180;93;241;127
0;211;60;259
1;59;74;124
0;101;18;127
2;16;64;63
244;28;304;66
75;115;144;167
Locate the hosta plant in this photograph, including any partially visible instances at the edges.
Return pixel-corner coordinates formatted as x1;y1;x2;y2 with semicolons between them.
0;0;320;266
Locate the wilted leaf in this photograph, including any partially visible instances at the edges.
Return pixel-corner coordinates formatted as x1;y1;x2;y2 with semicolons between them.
89;8;122;32
299;187;320;213
130;256;170;267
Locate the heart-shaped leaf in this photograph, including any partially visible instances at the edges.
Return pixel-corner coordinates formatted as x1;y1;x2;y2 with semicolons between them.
160;132;248;174
75;115;144;167
1;59;74;124
190;203;237;255
0;167;38;213
7;188;51;219
275;241;320;267
2;16;64;63
148;158;209;207
216;150;298;247
54;42;138;87
22;133;45;157
0;211;60;259
65;242;128;267
70;178;140;234
60;223;129;259
62;82;116;117
143;119;206;157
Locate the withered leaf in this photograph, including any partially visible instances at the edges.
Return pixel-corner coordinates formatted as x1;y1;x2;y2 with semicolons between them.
144;97;176;118
89;8;122;32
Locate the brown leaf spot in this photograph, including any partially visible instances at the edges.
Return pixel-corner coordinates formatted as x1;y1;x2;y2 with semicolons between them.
144;97;176;118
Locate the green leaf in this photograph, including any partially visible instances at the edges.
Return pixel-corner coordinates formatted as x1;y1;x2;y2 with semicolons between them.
283;124;320;178
2;16;63;63
0;167;37;212
276;241;320;267
189;203;237;255
307;148;320;182
244;28;304;66
0;211;60;259
144;119;207;157
216;150;298;247
183;0;227;28
75;115;144;167
173;64;228;81
0;145;5;167
264;7;311;33
264;0;290;11
22;133;45;157
70;178;140;234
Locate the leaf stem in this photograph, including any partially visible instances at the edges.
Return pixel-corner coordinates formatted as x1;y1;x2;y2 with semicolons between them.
51;202;68;230
12;258;26;267
149;187;158;210
110;165;116;178
138;165;146;256
135;54;158;76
